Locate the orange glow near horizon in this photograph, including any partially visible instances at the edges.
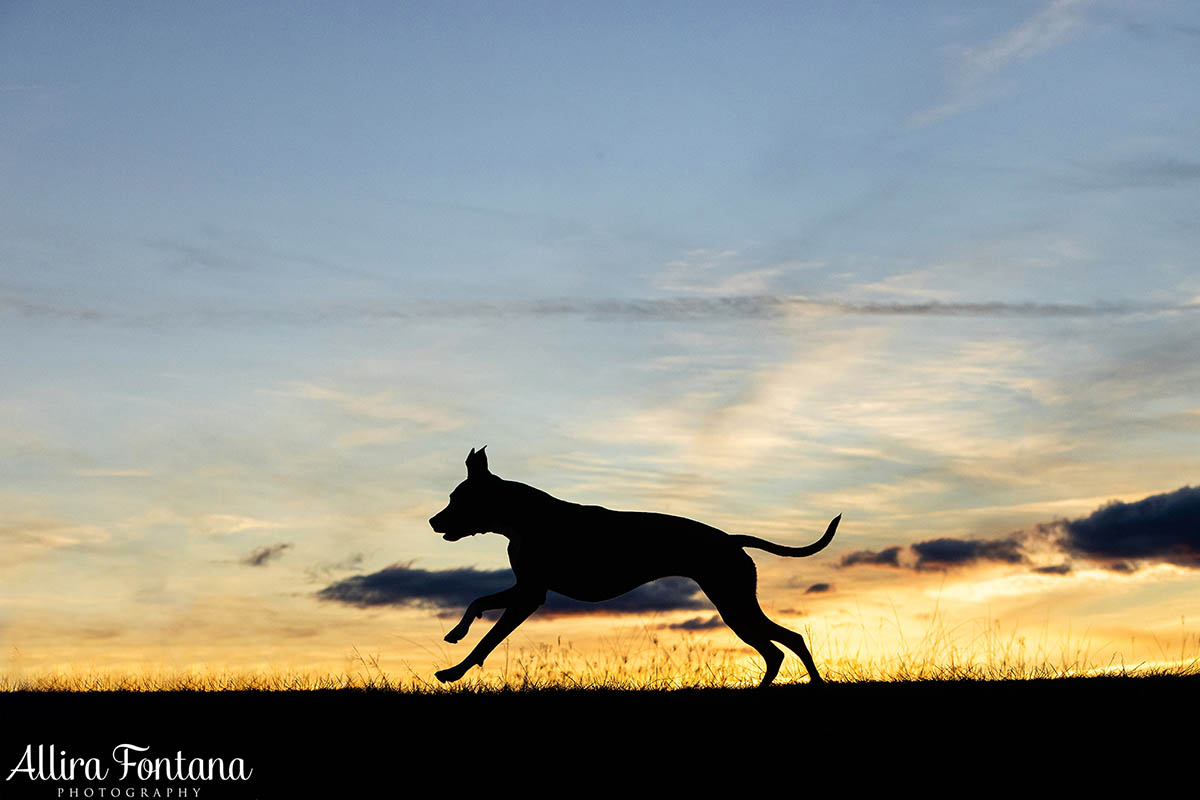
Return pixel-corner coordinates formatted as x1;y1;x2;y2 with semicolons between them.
6;569;1198;689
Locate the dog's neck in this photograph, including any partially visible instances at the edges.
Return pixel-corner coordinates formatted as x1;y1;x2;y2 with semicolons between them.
486;478;577;542
491;524;521;541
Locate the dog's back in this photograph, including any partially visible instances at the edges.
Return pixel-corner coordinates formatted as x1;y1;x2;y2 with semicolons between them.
515;498;742;600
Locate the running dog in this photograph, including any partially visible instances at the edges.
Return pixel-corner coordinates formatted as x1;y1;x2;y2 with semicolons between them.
428;447;840;686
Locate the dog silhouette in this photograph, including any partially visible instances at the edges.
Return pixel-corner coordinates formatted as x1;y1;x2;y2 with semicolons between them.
428;447;839;686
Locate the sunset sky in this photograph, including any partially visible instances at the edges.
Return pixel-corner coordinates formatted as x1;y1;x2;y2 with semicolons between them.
3;1;1199;682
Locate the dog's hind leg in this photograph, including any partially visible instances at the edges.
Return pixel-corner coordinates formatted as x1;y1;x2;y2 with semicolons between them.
434;592;543;683
698;553;824;687
707;588;823;687
727;621;785;688
767;622;823;685
703;591;785;686
697;558;788;688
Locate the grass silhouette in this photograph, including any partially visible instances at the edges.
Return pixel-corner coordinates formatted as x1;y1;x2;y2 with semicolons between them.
4;622;1195;796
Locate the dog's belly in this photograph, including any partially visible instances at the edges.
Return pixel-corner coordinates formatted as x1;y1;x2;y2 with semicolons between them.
546;568;675;603
533;544;681;601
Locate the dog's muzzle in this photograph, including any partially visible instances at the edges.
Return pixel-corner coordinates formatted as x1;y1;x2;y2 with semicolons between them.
430;511;476;541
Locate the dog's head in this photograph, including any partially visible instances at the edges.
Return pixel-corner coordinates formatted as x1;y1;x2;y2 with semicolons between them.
429;446;502;541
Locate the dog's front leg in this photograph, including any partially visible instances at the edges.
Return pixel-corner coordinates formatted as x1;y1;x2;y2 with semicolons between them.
434;593;543;683
444;586;521;644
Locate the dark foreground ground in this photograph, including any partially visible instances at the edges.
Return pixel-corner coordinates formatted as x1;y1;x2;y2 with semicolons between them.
2;675;1194;797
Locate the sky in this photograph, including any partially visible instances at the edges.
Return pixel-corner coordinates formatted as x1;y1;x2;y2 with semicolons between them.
2;0;1199;683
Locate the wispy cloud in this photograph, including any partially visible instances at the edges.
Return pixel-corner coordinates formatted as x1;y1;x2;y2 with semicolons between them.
0;519;110;566
140;232;390;283
304;553;365;583
655;249;792;296
6;293;1195;327
1064;156;1200;190
911;0;1095;127
241;542;292;567
286;384;462;432
664;615;725;631
192;514;283;536
575;329;1071;504
1032;563;1072;575
0;84;59;93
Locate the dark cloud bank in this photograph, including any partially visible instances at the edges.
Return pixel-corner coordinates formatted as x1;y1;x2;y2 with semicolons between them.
840;485;1200;575
317;563;712;617
840;547;903;568
910;536;1025;570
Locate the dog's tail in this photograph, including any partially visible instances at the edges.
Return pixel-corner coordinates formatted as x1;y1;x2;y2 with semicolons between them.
732;514;841;557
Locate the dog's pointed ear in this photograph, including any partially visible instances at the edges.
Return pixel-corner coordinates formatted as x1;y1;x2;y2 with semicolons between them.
465;446;490;478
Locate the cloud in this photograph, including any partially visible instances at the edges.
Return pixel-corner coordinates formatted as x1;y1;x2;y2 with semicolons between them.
318;564;509;609
0;519;110;565
317;564;712;616
843;534;1030;572
804;582;834;594
838;486;1200;578
840;547;903;568
1066;157;1200;190
5;294;1196;327
911;535;1026;570
655;249;788;295
1031;563;1072;575
140;232;388;283
911;0;1095;127
0;84;58;92
241;542;292;567
305;553;365;582
193;514;283;536
665;615;725;631
280;383;463;448
1059;485;1200;568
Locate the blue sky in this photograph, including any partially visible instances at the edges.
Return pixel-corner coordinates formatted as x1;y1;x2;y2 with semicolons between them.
2;1;1199;678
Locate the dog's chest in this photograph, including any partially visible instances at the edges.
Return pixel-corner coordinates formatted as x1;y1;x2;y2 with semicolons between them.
506;533;586;577
505;537;522;564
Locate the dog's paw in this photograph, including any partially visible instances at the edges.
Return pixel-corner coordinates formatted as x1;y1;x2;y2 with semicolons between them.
434;666;466;683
